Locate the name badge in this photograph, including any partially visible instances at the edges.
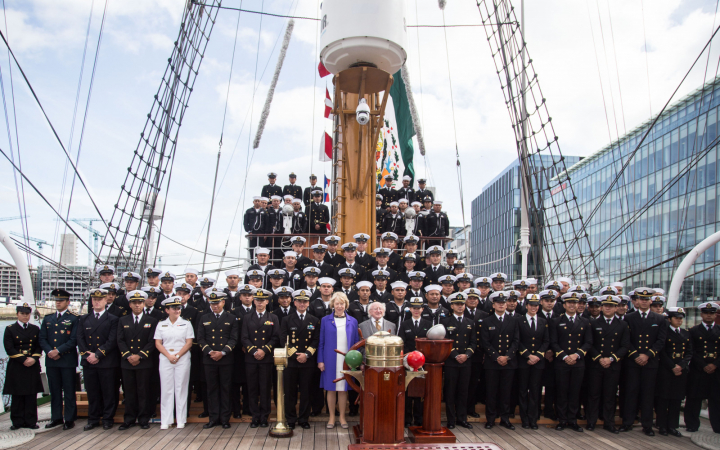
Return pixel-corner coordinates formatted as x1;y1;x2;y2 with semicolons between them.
178;324;186;326
290;327;298;331
596;328;602;330
144;323;151;328
203;322;211;325
559;323;566;326
406;329;412;333
162;325;168;327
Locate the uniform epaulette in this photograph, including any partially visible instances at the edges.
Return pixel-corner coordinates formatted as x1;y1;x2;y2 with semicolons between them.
69;311;79;316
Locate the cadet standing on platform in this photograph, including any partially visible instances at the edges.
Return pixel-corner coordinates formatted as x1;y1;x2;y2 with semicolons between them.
281;290;319;430
303;174;319;207
78;288;120;431
415;178;433;203
424;201;449;247
198;288;239;429
398;297;432;427
620;288;667;436
656;307;691;437
585;295;629;433
550;292;592;432
684;301;720;433
261;172;283;198
244;196;273;254
116;290;158;431
396;175;415;203
40;289;79;431
3;303;43;430
307;190;330;233
379;175;396;209
241;289;281;428
516;294;548;430
441;292;477;430
283;172;303;199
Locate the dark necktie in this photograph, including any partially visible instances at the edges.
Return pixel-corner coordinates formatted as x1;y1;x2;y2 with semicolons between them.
676;328;680;335
531;317;535;331
499;315;503;323
300;314;304;321
641;312;646;320
135;316;139;325
708;324;712;332
216;314;220;319
283;308;288;315
95;313;99;320
146;308;150;315
569;316;574;325
415;320;420;331
57;312;62;320
607;318;611;325
23;323;27;329
246;308;251;313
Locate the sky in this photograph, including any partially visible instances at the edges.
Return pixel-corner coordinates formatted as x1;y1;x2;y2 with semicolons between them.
0;0;719;280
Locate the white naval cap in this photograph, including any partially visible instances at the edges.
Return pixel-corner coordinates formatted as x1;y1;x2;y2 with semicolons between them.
391;281;408;290
284;251;298;258
255;247;270;255
292;198;302;204
356;281;373;289
318;277;336;286
184;268;199;276
389;201;399;207
283;195;293;200
402;175;412;181
225;269;241;277
271;195;283;201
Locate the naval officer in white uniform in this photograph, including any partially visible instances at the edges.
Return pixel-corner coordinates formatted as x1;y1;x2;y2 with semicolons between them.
154;297;194;429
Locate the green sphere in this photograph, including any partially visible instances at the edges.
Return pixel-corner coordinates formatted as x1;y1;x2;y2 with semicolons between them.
345;350;363;370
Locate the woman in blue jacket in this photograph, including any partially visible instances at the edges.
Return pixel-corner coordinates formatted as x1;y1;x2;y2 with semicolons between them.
318;292;359;429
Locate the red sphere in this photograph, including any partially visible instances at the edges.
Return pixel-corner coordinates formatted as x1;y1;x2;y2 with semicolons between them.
405;351;425;370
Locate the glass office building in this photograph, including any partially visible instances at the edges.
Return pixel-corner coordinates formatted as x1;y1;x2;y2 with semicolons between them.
547;77;720;306
469;155;582;280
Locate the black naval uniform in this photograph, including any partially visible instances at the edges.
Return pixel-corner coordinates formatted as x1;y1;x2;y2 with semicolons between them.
283;183;302;200
516;314;549;428
117;313;158;426
243;206;272;251
465;307;488;416
398;317;432;426
107;302;128;318
416;188;433;203
281;311;320;426
684;321;720;432
549;313;592;427
657;325;692;432
396;186;415;203
382;211;404;236
241;310;281;424
347;300;373;325
586;316;630;428
539;309;558;419
303;184;320;207
424;210;449;247
306;201;330;234
480;313;520;425
77;310;120;427
378;186;396;209
621;310;667;430
261;183;282;199
324;251;345;268
441;314;477;427
230;304;254;417
198;310;239;425
423;305;450;326
3;321;44;429
39;309;79;425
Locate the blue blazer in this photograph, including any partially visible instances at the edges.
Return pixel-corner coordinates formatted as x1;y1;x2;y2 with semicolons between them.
318;314;359;391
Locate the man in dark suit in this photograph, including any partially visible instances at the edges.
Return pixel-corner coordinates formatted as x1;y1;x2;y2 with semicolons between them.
424;246;449;285
398;297;433;427
281;290;320;429
378;175;397;209
116;291;159;430
463;288;488;417
4;303;43;430
306;190;329;234
39;289;79;430
229;285;256;418
480;292;520;430
282;172;302;199
441;293;477;430
77;288;120;431
684;301;720;432
423;201;449;247
382;202;404;236
303;174;320;207
261;172;282;198
241;289;281;427
538;289;558;420
516;294;549;430
244;196;273;253
550;292;593;432
415;178;433;204
198;290;239;429
619;288;667;436
354;233;374;271
586;295;630;433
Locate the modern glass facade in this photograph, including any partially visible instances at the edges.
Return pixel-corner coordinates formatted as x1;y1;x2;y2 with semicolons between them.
469;155;582;280
547;77;720;306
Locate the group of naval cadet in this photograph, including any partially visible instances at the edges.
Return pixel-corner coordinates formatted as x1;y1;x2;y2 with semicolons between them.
244;172;449;256
6;243;720;439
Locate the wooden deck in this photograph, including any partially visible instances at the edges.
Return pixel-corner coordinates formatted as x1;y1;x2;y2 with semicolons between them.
4;404;711;450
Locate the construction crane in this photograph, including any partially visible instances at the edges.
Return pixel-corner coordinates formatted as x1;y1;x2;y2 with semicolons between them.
9;231;53;268
71;219;103;267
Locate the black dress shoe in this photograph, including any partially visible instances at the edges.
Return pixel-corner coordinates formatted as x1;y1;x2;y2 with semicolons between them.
288;423;296;429
26;425;39;430
9;425;19;431
447;423;455;429
618;425;633;432
260;421;269;428
668;428;683;437
45;419;64;429
643;427;655;436
222;423;231;429
198;412;209;418
499;420;515;430
119;423;135;431
555;422;565;431
63;421;75;430
103;423;113;430
84;423;99;431
250;421;259;428
685;427;698;432
484;422;494;429
203;421;217;429
140;424;150;429
233;413;242;419
522;423;530;429
603;425;619;434
458;421;473;429
300;422;311;429
468;412;480;418
530;425;539;430
568;423;583;432
658;427;668;436
310;412;321;417
586;423;595;431
576;414;586;420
